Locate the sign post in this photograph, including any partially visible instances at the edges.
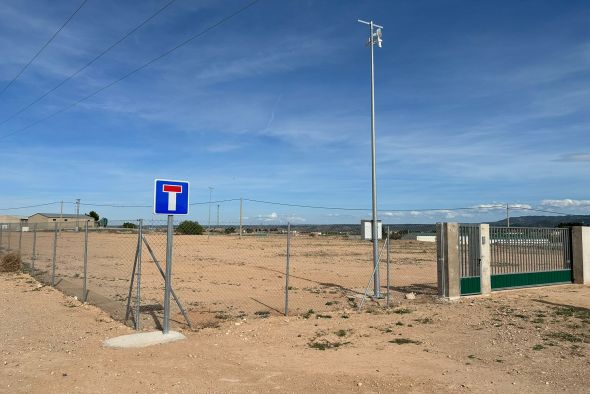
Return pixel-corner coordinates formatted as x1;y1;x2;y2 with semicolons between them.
154;179;189;334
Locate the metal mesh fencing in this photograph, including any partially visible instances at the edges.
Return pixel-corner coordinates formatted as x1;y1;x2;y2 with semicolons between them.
0;220;439;329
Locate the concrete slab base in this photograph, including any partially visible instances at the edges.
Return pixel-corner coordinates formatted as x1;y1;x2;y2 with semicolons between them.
103;331;186;349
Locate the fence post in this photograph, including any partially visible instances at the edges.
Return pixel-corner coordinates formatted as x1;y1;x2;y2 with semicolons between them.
18;223;22;255
135;219;143;330
285;222;291;316
163;215;173;334
386;226;390;307
479;224;491;295
52;222;58;286
7;223;11;251
572;226;590;285
83;221;89;302
31;225;37;273
0;224;3;252
436;222;460;299
239;197;243;239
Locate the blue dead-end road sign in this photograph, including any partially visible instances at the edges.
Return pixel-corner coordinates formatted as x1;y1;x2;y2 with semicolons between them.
154;179;189;215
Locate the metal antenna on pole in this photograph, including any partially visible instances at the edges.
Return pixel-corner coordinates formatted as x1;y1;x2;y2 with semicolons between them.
358;18;383;297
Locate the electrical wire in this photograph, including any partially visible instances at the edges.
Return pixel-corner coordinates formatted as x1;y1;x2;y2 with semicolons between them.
0;0;89;97
0;198;581;217
0;0;260;141
0;0;177;127
0;201;63;211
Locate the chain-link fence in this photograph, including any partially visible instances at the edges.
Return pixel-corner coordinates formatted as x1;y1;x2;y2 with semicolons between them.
0;219;439;330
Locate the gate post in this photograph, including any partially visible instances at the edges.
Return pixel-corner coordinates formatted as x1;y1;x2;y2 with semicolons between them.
437;222;460;299
479;224;491;295
572;226;590;285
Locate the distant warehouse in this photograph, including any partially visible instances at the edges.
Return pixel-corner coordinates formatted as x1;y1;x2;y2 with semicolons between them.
28;213;96;230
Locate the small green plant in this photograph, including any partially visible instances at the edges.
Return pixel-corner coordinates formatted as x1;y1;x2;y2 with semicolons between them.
532;344;544;351
254;310;270;318
316;314;332;319
393;308;412;314
389;338;421;345
303;309;315;319
308;340;350;351
545;332;584;343
414;318;433;324
335;329;348;337
395;321;404;326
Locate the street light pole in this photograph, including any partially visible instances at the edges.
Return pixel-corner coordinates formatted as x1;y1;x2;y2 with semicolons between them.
358;19;383;297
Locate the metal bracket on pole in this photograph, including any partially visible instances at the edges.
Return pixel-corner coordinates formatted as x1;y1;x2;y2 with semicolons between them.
124;234;141;328
359;239;388;311
142;234;193;330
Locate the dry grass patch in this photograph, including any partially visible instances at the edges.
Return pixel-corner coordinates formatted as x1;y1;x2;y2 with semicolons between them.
0;252;21;272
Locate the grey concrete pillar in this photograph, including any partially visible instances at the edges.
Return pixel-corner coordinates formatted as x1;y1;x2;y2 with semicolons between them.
479;224;491;295
436;222;460;299
572;226;590;285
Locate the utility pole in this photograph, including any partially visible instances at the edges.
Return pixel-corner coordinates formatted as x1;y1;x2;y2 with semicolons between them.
506;203;510;227
217;204;220;227
358;19;383;298
239;197;243;239
208;187;213;238
75;198;81;231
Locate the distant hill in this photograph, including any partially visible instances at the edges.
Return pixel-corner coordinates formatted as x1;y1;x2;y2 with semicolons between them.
213;216;590;236
488;215;590;227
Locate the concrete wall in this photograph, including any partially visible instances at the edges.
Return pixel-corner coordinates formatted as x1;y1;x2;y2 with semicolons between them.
436;222;460;299
572;226;590;285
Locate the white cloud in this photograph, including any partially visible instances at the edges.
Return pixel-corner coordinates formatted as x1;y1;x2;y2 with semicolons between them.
541;199;590;207
557;154;590;162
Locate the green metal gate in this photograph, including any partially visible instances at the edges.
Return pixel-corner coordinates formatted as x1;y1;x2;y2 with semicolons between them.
459;225;572;295
459;225;481;295
490;227;572;290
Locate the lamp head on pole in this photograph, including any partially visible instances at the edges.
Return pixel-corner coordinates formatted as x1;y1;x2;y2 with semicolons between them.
358;19;383;48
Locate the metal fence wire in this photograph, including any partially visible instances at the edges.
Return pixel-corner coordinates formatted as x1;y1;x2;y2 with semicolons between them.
1;220;439;329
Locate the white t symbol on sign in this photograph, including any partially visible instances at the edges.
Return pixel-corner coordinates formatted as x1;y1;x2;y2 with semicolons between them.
162;184;183;211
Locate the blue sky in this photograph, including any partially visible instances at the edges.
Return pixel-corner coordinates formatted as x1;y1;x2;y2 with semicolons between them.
0;0;589;224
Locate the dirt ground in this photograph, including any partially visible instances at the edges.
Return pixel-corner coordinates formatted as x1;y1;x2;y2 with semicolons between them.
14;232;438;326
1;272;588;393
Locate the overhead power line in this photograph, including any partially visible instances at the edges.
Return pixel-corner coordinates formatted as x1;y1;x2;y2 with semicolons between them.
0;0;177;128
0;201;63;211
0;199;580;217
512;206;572;216
0;0;89;97
0;0;260;142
